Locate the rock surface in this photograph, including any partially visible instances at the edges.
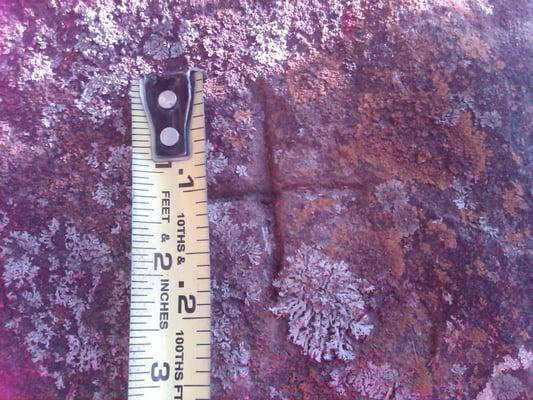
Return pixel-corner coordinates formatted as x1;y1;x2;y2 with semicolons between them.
0;0;532;399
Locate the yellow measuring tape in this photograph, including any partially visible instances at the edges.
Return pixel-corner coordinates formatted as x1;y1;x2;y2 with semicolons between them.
128;69;211;399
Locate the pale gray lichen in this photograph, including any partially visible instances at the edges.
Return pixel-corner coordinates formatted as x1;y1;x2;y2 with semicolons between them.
330;361;396;397
439;107;462;127
0;210;9;231
271;245;374;362
71;1;125;50
212;316;251;388
375;179;408;211
235;164;249;177
440;93;503;131
3;255;39;289
66;327;104;372
0;13;25;56
208;201;273;305
85;143;100;169
479;215;500;238
41;103;67;128
330;361;421;399
375;180;419;237
352;362;399;399
8;230;41;255
88;144;131;211
251;11;290;69
177;19;200;50
269;386;290;400
477;110;502;129
21;52;54;82
143;34;178;60
490;374;525;400
209;201;263;267
93;182;115;208
1;218;128;394
476;346;532;400
208;153;229;175
211;282;252;389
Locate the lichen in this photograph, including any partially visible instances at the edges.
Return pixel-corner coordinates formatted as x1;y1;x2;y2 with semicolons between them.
1;0;531;397
375;180;419;238
210;277;256;391
208;200;273;305
1;218;128;396
211;308;251;389
476;346;533;400
271;245;374;362
330;361;421;399
235;165;248;177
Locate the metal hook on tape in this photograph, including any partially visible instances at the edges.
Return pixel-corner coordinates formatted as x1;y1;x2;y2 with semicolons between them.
140;68;206;162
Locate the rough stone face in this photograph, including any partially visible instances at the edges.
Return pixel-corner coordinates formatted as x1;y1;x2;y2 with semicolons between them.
0;0;532;399
208;198;279;396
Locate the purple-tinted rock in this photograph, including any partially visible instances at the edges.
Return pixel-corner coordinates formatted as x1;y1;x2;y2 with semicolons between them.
206;88;270;198
208;198;280;398
0;0;532;399
276;189;433;398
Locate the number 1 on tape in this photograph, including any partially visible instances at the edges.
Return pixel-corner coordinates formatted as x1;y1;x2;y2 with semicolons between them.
128;68;211;399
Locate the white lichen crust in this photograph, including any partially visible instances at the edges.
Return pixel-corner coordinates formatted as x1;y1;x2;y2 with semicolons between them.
271;245;375;362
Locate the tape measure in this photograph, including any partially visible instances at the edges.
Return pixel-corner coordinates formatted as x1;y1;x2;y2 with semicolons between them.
128;69;211;399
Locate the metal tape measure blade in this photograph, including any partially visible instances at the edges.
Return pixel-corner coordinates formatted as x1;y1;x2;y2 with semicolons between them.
128;70;211;400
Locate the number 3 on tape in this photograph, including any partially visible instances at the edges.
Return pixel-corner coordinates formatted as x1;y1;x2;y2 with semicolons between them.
128;68;211;400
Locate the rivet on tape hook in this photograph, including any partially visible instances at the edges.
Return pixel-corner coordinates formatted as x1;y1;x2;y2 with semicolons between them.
140;70;197;161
